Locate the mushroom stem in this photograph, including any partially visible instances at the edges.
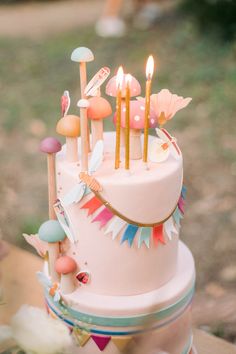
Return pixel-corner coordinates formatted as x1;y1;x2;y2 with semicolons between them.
130;129;142;160
80;107;89;171
91;120;103;148
48;243;60;282
66;137;78;162
79;62;91;153
60;274;75;294
47;154;57;219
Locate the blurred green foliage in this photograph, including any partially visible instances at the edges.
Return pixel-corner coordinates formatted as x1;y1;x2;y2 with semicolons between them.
181;0;236;40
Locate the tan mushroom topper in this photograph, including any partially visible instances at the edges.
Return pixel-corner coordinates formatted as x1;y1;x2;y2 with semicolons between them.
114;100;157;160
87;96;112;148
106;74;141;146
55;256;77;294
56;115;80;162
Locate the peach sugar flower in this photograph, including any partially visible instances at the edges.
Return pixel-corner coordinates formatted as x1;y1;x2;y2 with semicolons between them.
138;89;192;126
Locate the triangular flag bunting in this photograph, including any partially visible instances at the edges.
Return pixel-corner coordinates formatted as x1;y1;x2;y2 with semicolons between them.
138;227;151;248
84;186;91;196
164;217;178;241
73;328;91;347
112;336;133;351
153;225;166;246
92;207;114;228
173;207;183;227
121;224;139;247
81;196;103;216
178;197;185;215
91;335;111;351
181;185;187;199
104;217;127;240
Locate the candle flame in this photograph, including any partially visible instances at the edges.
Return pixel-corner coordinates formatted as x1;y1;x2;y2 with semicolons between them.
125;74;132;86
146;55;154;80
116;66;124;89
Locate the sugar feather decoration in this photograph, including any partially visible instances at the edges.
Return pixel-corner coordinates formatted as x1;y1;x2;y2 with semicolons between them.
62;140;104;206
22;233;48;258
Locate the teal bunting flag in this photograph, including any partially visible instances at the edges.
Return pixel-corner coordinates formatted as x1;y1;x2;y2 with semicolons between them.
138;227;151;248
121;224;139;247
173;207;183;226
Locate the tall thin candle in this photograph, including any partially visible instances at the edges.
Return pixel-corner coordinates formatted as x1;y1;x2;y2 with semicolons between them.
115;67;124;169
125;74;132;170
143;55;154;163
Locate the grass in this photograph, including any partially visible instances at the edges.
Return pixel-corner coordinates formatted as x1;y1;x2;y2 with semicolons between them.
1;14;236;301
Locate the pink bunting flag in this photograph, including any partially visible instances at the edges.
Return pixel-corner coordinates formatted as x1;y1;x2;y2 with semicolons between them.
92;207;114;229
178;196;185;215
81;196;103;216
91;335;111;351
153;225;166;247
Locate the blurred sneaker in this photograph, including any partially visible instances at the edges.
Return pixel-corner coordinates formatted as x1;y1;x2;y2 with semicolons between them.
133;2;163;30
95;17;126;38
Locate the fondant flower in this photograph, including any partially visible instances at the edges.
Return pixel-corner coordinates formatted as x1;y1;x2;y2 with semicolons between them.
138;89;192;126
0;305;72;354
23;233;48;258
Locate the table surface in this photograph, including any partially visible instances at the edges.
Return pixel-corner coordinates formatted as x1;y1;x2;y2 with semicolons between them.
1;244;236;354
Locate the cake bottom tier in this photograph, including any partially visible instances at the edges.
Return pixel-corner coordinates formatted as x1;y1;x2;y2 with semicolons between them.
46;242;195;354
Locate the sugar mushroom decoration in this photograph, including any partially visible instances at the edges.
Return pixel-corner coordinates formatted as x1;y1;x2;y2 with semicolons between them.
55;256;77;294
114;100;157;160
71;47;94;98
38;220;66;282
71;47;94;156
77;99;90;171
106;72;141;149
87;96;112;148
39;137;62;219
106;73;141;99
56;115;80;163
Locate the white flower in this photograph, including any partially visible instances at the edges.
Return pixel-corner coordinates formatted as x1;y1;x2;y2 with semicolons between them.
11;305;72;354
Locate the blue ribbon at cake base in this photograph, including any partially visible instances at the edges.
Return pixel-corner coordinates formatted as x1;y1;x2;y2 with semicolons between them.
45;283;195;337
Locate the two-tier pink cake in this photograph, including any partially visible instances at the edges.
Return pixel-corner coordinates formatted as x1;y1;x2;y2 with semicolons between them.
24;47;195;354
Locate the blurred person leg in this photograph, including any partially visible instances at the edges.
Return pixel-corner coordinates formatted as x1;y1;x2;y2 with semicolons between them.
95;0;126;38
133;0;163;30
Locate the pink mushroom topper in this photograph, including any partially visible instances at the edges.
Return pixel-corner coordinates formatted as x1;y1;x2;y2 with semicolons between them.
114;100;157;160
55;255;77;294
106;74;141;98
106;73;141;149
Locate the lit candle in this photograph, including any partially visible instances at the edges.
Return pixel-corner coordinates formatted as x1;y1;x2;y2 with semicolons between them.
115;66;124;169
125;74;132;170
143;55;154;163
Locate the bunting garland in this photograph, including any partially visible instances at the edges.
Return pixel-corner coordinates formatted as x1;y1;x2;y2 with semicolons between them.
79;185;186;248
60;184;187;249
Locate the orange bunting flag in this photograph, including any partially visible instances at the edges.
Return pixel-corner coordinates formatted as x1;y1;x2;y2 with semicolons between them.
153;225;166;247
81;196;103;216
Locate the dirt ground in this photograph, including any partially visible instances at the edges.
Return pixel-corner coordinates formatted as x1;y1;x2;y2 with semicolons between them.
1;0;236;344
